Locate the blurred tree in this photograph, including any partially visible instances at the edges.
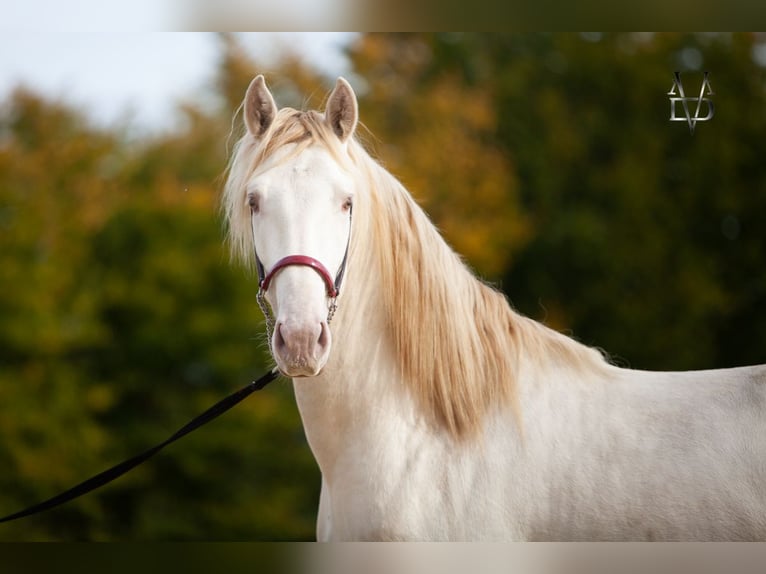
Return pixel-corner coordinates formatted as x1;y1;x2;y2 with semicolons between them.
483;33;766;370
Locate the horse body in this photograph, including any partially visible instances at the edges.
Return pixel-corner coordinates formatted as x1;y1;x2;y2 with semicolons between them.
299;304;766;540
224;75;766;540
516;365;766;541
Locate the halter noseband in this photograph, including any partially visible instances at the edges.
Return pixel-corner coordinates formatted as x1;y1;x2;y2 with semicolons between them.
252;207;352;351
258;255;340;299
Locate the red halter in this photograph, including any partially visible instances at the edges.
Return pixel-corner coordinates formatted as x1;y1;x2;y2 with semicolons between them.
259;255;338;298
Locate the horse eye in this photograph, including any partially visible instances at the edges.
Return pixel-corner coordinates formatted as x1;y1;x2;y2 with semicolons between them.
342;197;353;212
248;194;260;213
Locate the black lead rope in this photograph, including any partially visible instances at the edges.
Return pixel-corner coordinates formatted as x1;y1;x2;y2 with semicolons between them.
0;367;280;524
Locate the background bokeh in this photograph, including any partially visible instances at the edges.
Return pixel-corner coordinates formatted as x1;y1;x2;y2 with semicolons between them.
1;33;765;540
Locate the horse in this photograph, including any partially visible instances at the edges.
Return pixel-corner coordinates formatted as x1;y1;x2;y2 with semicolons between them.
222;75;766;541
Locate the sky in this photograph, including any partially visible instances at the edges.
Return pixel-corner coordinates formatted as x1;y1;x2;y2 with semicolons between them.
1;1;357;133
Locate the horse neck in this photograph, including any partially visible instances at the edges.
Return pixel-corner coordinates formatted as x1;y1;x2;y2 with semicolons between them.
291;236;403;476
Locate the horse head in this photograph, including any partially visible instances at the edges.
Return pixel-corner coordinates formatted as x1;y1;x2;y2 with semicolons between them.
237;76;358;377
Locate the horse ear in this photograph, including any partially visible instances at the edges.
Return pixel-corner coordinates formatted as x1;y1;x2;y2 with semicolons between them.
325;77;358;142
244;75;277;138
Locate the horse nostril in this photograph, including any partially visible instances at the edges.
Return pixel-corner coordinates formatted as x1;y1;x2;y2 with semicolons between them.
317;322;330;352
274;322;287;354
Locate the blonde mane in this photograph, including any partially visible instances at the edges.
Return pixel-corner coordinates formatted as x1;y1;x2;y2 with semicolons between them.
223;105;610;439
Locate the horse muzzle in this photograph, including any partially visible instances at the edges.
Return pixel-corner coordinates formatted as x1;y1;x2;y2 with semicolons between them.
272;318;331;377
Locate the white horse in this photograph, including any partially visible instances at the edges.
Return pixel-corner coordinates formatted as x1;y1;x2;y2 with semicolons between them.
223;75;766;541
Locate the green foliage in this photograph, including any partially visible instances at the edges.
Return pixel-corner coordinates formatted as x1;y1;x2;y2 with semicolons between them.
0;33;765;540
486;33;766;370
